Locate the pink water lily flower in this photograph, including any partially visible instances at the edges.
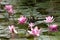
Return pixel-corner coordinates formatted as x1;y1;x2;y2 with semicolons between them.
8;9;14;14
28;26;41;36
8;25;17;33
28;23;35;28
4;5;14;15
44;16;54;23
48;24;58;32
18;15;27;24
4;5;13;11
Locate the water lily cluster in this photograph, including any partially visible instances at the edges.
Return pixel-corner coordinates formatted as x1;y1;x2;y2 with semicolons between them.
18;15;42;37
44;16;58;32
4;4;58;38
